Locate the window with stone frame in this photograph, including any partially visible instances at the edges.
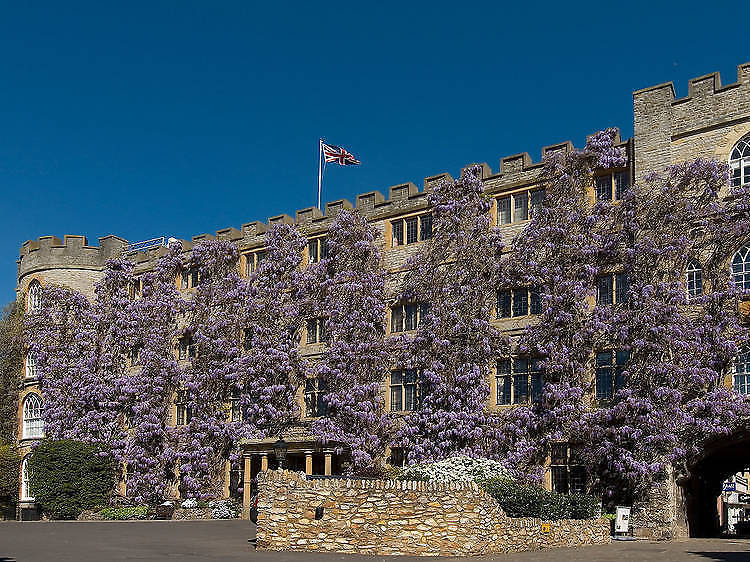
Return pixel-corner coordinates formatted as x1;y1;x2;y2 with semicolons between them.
496;358;544;405
128;277;142;299
730;134;750;188
496;190;545;225
178;335;196;360
21;455;33;501
595;170;630;202
390;303;430;333
180;267;199;290
390;213;432;246
732;245;750;291
304;378;328;417
22;393;44;439
596;273;629;305
307;237;328;264
26;280;42;313
550;443;587;494
175;389;193;426
496;287;541;318
595;349;628;400
25;352;37;380
245;249;266;276
734;348;750;396
686;259;703;298
390;369;420;412
305;318;328;344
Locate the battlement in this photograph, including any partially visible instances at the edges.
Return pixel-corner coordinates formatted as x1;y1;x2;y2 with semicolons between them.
17;128;625;278
634;62;750;104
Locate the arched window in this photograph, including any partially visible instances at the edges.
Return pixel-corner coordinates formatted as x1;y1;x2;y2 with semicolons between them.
734;348;750;395
21;455;33;501
26;280;42;313
25;353;37;380
686;260;703;298
730;134;750;187
732;245;750;291
22;394;44;440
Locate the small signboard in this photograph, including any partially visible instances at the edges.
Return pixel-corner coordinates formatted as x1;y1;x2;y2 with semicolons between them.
541;523;550;533
724;482;737;492
615;506;630;534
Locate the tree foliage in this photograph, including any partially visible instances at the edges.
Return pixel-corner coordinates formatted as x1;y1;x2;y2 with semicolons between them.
0;302;23;444
28;439;116;519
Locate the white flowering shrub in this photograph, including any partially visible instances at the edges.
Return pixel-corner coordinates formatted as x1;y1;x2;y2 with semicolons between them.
180;498;198;509
209;499;240;519
399;456;512;483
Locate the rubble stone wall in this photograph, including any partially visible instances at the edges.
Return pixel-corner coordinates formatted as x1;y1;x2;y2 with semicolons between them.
255;470;609;556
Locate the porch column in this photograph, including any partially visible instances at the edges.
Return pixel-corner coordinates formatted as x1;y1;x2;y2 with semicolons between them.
241;453;252;520
261;452;268;472
324;450;332;476
305;451;313;475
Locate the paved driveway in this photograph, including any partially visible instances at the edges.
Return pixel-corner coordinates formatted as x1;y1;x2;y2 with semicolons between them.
2;521;750;561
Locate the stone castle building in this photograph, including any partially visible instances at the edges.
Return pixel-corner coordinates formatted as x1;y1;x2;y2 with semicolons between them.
14;62;750;533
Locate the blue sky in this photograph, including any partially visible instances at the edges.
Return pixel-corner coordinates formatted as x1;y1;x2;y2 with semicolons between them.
0;1;747;302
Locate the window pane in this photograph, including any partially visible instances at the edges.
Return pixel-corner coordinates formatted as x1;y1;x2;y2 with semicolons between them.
403;370;417;384
513;374;529;403
392;220;404;246
406;217;419;244
597;275;613;305
513;193;528;222
405;305;418;330
596;351;612;367
306;319;317;344
497;376;511;405
595;175;612;201
418;304;431;326
420;214;433;240
552;466;569;494
391;306;404;332
596;368;613;400
614;171;629;199
497;359;511;374
308;240;318;263
530;288;542;315
497;290;511;318
615;350;629;366
497;197;511;225
615;273;629;304
320;239;328;259
569;466;587;494
513;357;529;374
404;384;416;411
390;385;402;411
512;289;528;317
390;370;402;385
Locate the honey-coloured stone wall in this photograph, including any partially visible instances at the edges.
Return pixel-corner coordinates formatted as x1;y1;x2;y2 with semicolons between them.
255;470;609;556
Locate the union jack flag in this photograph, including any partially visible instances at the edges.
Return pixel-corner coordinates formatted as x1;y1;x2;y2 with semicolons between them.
322;142;361;166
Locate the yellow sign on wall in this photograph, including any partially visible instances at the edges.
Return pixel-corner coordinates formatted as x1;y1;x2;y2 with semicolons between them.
541;523;551;533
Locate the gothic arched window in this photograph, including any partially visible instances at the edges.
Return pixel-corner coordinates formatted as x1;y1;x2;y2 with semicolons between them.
22;394;44;440
21;455;33;501
732;245;750;291
730;133;750;188
25;353;37;380
26;280;42;313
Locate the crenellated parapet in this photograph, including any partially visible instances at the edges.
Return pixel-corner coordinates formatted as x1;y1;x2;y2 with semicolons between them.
634;62;750;178
17;125;631;283
18;235;129;278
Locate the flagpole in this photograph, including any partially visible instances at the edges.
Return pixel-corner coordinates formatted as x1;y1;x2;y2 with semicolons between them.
317;139;323;210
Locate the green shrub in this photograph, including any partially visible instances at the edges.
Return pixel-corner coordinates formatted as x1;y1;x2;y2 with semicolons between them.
98;506;149;520
0;442;20;499
480;478;599;520
28;440;117;519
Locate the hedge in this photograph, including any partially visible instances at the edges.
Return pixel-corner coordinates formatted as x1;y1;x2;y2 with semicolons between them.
480;477;600;520
28;440;117;519
0;442;20;499
98;506;149;520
